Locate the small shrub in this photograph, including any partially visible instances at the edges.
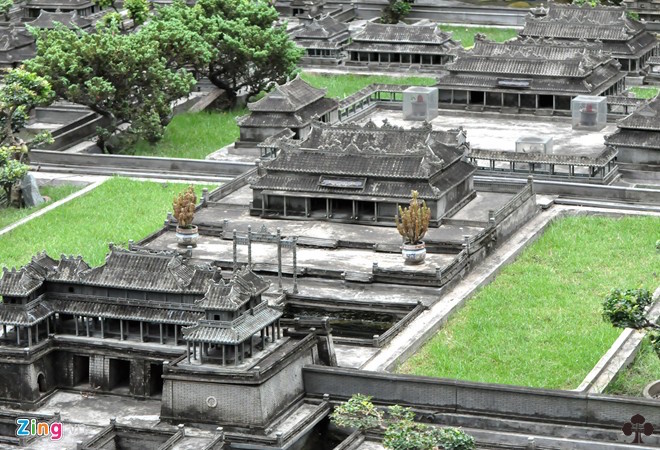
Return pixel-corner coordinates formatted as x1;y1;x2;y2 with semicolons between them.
395;190;431;244
172;185;197;228
381;0;411;24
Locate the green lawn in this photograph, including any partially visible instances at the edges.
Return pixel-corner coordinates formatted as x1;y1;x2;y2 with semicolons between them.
123;109;247;160
630;87;660;100
398;216;660;390
0;184;81;231
606;337;660;397
438;25;519;48
300;73;436;100
0;177;213;270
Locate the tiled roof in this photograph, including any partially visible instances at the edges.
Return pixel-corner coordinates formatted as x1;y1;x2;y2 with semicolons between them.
347;41;458;55
237;97;337;128
196;267;270;311
253;160;475;200
296;39;344;50
523;4;646;40
294;15;348;39
353;22;453;45
248;76;327;113
50;295;205;325
649;56;660;65
0;297;53;326
0;265;46;297
0;27;35;52
445;37;616;78
26;0;93;6
616;95;660;130
260;122;466;179
27;11;92;29
183;302;282;345
606;128;660;150
78;248;217;293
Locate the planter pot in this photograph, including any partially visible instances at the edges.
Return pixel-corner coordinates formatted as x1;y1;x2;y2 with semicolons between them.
176;225;199;248
643;380;660;399
402;241;426;265
580;109;598;127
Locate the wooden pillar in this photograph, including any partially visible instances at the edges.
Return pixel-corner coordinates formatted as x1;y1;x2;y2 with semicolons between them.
241;341;245;362
277;320;281;339
27;326;32;346
304;198;309;217
100;318;104;338
222;345;226;366
16;327;20;345
374;202;378;222
174;325;178;346
325;198;330;218
159;323;164;345
187;341;191;364
2;324;6;338
283;196;287;216
120;319;124;341
46;318;50;335
234;345;239;366
261;329;265;349
35;323;39;343
200;343;204;364
140;322;144;342
84;317;89;337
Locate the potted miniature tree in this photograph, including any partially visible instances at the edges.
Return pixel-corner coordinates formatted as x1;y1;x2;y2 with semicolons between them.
173;185;199;247
395;190;431;265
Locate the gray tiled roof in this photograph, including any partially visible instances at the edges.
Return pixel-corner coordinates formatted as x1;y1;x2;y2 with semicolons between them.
606;128;660;150
649;56;660;65
248;76;327;113
347;41;458;55
0;252;56;296
28;10;92;29
50;295;205;325
353;22;453;45
616;95;660;130
237;97;337;128
183;302;282;345
260;122;466;179
253;160;474;200
0;297;53;326
195;267;270;311
77;248;217;293
294;15;348;39
520;4;657;57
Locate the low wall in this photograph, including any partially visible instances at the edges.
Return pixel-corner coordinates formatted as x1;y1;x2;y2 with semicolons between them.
303;366;660;428
29;150;254;179
475;176;660;205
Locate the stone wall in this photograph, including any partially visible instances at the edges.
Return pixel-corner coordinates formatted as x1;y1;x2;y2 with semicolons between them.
303;366;660;428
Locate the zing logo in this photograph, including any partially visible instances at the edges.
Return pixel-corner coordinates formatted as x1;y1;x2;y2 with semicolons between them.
15;418;63;441
623;414;654;444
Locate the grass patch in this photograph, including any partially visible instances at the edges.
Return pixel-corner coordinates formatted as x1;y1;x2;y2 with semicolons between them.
300;73;436;100
397;216;660;390
630;87;660;100
438;24;519;48
123;109;247;160
0;184;81;231
0;177;214;269
606;337;660;397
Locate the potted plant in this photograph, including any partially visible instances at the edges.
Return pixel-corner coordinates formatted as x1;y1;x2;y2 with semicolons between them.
395;190;431;265
173;185;199;247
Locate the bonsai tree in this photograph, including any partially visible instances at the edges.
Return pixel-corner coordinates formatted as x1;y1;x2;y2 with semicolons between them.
381;0;411;24
395;190;431;244
331;394;475;450
172;185;197;228
602;288;659;358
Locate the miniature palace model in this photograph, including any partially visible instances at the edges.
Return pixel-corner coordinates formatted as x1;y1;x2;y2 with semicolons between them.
236;76;339;146
346;22;460;68
250;121;476;226
606;94;660;164
293;15;350;65
0;246;329;426
437;36;626;112
520;3;659;73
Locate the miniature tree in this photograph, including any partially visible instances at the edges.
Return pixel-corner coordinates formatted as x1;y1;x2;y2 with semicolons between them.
602;288;660;358
0;0;13;21
381;0;411;24
331;394;475;450
172;185;197;228
395;190;431;244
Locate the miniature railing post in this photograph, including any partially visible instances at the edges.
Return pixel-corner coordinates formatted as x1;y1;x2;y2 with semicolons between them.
232;230;238;274
527;175;535;195
277;228;283;291
247;225;252;270
488;210;496;227
202;188;209;206
292;237;298;294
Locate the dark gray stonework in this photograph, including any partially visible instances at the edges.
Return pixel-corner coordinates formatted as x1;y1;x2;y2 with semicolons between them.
19;173;45;208
606;94;660;164
520;3;659;73
437;36;626;112
249;120;476;226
